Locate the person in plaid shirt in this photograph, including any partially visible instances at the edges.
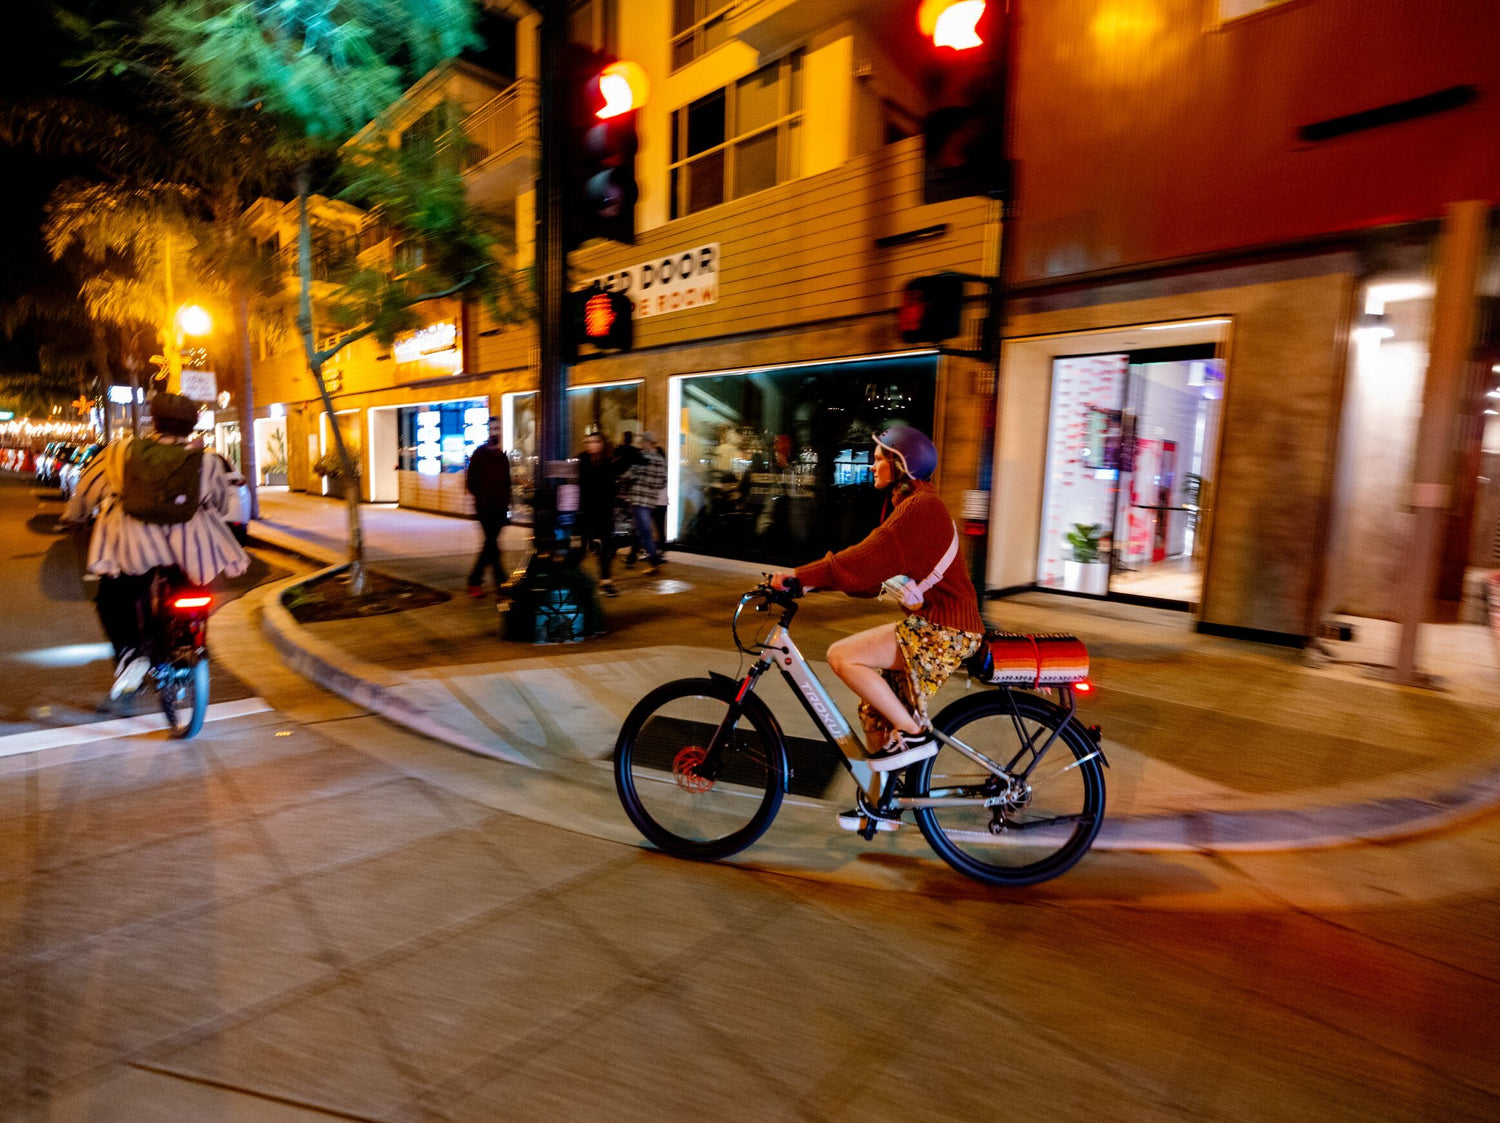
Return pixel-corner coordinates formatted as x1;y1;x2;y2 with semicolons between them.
623;432;667;572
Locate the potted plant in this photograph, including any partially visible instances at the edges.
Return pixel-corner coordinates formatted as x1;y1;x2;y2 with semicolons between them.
1063;522;1110;594
262;429;289;486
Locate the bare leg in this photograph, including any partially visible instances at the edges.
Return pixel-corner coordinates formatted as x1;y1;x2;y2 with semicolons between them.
826;623;923;738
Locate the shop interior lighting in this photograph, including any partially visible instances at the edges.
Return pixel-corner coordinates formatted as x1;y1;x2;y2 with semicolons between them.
1353;312;1395;340
1363;281;1434;315
1142;318;1230;331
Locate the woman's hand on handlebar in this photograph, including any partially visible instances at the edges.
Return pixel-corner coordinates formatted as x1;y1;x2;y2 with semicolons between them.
768;572;802;597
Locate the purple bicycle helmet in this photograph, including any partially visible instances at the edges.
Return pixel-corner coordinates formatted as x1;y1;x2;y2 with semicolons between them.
874;425;938;481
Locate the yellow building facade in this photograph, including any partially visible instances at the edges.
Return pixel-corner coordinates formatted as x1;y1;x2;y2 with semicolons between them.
239;0;997;571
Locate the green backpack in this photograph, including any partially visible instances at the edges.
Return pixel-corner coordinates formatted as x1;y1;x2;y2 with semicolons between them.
119;440;205;525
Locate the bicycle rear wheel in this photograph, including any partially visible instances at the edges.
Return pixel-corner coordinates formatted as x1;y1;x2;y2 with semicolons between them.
159;655;209;740
614;677;786;861
912;691;1105;887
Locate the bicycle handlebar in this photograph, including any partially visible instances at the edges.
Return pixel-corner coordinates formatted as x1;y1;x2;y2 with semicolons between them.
732;575;802;653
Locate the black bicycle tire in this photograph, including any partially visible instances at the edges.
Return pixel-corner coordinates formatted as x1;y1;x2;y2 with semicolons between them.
912;691;1105;887
614;677;787;862
162;656;209;740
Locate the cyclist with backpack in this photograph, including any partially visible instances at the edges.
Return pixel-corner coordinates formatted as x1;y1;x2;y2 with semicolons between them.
64;392;250;699
771;426;985;830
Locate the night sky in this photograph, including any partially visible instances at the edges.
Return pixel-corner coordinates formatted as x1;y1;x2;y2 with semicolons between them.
0;6;79;374
0;2;518;377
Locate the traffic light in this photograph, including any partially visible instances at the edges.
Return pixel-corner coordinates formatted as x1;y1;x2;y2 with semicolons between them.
918;1;1009;204
564;47;647;249
574;284;634;352
899;274;966;344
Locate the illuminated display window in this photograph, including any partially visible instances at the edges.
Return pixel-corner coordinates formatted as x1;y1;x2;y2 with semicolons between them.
672;353;936;566
397;398;488;475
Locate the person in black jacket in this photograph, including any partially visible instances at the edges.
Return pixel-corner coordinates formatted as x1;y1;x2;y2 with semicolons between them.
577;428;620;596
465;416;512;596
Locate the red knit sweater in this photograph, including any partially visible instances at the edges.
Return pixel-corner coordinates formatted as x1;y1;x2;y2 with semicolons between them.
795;483;984;635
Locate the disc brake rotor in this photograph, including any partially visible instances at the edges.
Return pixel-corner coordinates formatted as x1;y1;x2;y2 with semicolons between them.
672;745;714;793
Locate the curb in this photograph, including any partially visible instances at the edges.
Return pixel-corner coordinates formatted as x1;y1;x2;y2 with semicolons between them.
1095;770;1500;852
257;566;536;769
251;555;1500;856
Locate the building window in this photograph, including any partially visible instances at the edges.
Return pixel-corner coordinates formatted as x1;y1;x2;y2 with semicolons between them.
398;400;489;475
671;0;733;70
669;51;804;220
671;354;937;565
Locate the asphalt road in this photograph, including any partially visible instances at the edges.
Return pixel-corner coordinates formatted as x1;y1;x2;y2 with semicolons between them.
3;696;1498;1121
0;470;303;736
1;490;1497;1119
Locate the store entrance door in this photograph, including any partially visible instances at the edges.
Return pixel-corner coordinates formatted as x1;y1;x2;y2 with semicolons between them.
1036;343;1225;606
1107;346;1223;602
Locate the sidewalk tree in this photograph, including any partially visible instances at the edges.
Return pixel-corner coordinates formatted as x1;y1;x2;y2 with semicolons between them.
2;51;295;448
127;0;524;594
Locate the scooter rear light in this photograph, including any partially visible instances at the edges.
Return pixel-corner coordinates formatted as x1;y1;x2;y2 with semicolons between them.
171;594;213;611
1073;680;1093;693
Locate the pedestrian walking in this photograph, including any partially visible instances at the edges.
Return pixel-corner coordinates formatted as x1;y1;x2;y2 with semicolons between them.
465;416;512;597
626;431;666;571
577;428;621;596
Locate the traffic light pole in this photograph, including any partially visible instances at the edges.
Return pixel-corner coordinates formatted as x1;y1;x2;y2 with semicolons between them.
534;1;570;552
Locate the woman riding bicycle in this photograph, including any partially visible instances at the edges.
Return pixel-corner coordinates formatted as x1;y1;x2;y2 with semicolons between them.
64;392;250;700
772;426;985;823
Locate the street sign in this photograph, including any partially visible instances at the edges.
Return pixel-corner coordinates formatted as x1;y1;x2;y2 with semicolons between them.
180;369;217;402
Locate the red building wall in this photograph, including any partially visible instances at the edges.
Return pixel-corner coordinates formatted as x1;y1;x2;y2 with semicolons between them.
1008;0;1500;285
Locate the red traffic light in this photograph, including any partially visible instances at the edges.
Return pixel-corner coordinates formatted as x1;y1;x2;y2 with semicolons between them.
918;0;987;50
899;275;965;344
576;286;634;352
584;292;617;338
597;61;649;119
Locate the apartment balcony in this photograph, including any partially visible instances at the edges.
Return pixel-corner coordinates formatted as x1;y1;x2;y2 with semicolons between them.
728;0;907;54
463;78;538;203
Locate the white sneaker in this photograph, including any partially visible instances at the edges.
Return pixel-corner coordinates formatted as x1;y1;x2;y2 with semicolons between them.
836;807;902;832
109;652;150;699
866;730;939;772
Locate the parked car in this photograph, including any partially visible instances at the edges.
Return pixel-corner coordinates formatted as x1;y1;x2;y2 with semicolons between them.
214;453;253;543
37;442;78;488
58;443;102;500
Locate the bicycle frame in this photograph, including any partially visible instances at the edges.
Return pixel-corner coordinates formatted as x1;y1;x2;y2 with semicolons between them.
727;589;1082;809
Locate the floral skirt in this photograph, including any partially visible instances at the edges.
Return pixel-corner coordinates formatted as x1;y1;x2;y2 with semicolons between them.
858;615;983;751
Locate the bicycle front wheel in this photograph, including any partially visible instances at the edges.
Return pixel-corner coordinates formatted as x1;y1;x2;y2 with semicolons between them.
912;691;1105;887
160;655;209;740
614;677;786;861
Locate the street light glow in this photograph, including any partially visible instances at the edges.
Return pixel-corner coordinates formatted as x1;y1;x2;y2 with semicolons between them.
177;304;213;336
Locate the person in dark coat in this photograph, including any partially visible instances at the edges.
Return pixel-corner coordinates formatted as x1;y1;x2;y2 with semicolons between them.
577;428;620;596
465;416;512;596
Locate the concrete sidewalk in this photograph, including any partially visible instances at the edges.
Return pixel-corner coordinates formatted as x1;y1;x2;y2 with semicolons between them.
244;489;1500;867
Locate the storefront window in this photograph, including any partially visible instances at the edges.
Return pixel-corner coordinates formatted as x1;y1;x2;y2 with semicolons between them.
1037;347;1222;602
397;399;489;474
672;355;937;566
503;384;643;524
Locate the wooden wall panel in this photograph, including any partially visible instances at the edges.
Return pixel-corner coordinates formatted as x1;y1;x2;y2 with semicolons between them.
1009;0;1500;284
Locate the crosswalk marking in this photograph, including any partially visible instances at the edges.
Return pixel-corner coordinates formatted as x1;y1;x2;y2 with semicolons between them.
0;696;272;758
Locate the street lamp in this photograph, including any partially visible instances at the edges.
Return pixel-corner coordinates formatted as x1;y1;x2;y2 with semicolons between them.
177;304;213;337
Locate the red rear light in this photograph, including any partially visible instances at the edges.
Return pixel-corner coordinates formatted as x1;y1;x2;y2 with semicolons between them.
1074;681;1093;693
171;594;212;611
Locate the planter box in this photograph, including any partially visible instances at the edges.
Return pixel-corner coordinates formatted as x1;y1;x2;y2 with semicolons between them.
1062;559;1109;595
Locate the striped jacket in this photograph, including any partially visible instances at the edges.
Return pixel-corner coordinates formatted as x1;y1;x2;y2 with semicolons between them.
64;437;251;585
623;448;667;509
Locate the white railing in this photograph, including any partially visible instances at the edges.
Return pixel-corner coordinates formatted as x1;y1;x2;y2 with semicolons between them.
463;78;538;175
